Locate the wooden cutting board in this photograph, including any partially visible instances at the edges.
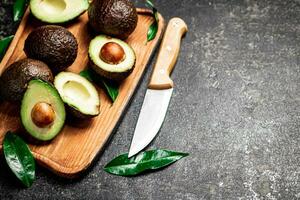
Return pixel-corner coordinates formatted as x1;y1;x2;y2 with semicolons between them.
0;8;165;178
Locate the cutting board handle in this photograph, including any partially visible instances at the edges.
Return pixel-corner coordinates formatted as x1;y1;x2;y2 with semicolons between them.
148;18;188;90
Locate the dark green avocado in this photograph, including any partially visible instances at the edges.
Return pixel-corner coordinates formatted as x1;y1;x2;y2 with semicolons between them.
21;79;66;141
89;35;136;81
24;25;78;73
54;72;100;119
88;0;138;39
0;58;53;101
29;0;89;24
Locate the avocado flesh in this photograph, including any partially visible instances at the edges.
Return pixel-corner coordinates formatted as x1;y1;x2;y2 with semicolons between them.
0;58;53;101
21;79;66;141
89;35;136;81
88;0;138;39
54;72;100;118
30;0;89;23
24;25;78;73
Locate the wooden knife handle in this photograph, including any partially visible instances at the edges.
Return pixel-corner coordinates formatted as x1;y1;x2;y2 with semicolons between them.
148;18;188;90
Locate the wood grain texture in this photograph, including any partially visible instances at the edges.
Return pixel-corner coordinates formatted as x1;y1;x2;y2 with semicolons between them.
0;8;165;178
148;18;188;90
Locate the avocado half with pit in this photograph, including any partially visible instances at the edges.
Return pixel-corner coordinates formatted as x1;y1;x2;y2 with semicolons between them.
54;72;100;119
30;0;89;23
21;79;66;141
89;35;136;81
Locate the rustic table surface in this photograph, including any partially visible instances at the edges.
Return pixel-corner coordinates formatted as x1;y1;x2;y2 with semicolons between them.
0;0;299;199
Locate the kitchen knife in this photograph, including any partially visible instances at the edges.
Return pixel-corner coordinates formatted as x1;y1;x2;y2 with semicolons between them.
128;18;188;158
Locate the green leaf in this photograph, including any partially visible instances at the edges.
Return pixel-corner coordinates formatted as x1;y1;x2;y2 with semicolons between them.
3;131;35;187
104;149;188;176
0;35;14;62
101;79;119;102
13;0;27;22
80;69;119;102
147;21;158;42
145;0;154;8
145;0;159;42
80;69;94;82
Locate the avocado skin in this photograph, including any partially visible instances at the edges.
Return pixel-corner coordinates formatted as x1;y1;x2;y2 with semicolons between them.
90;59;135;81
88;0;138;39
67;104;100;119
0;58;53;101
24;25;78;73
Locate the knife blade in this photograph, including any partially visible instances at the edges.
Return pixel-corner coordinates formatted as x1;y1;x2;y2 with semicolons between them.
128;18;188;158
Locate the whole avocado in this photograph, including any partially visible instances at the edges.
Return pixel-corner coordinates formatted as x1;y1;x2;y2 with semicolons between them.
24;25;78;73
0;58;53;101
88;0;138;39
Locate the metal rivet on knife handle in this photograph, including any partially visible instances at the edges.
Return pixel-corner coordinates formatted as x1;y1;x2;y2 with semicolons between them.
148;18;188;90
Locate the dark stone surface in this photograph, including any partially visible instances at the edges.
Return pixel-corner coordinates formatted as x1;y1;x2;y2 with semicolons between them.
0;0;299;199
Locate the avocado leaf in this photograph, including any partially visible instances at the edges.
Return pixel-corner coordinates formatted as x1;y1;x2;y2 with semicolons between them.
104;149;189;176
101;79;119;102
13;0;28;22
80;69;119;102
79;69;95;82
146;0;159;42
3;131;35;187
147;21;159;42
0;35;14;62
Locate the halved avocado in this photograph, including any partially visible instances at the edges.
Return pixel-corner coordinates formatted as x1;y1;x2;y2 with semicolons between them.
30;0;89;23
89;35;136;81
54;72;100;119
21;79;66;141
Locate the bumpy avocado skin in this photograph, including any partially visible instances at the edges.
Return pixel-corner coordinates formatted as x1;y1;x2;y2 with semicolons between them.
20;79;66;141
24;25;78;73
67;104;100;119
88;0;138;39
89;60;135;81
0;58;53;101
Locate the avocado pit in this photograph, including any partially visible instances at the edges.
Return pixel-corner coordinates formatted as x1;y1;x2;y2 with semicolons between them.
100;42;126;65
31;102;55;128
